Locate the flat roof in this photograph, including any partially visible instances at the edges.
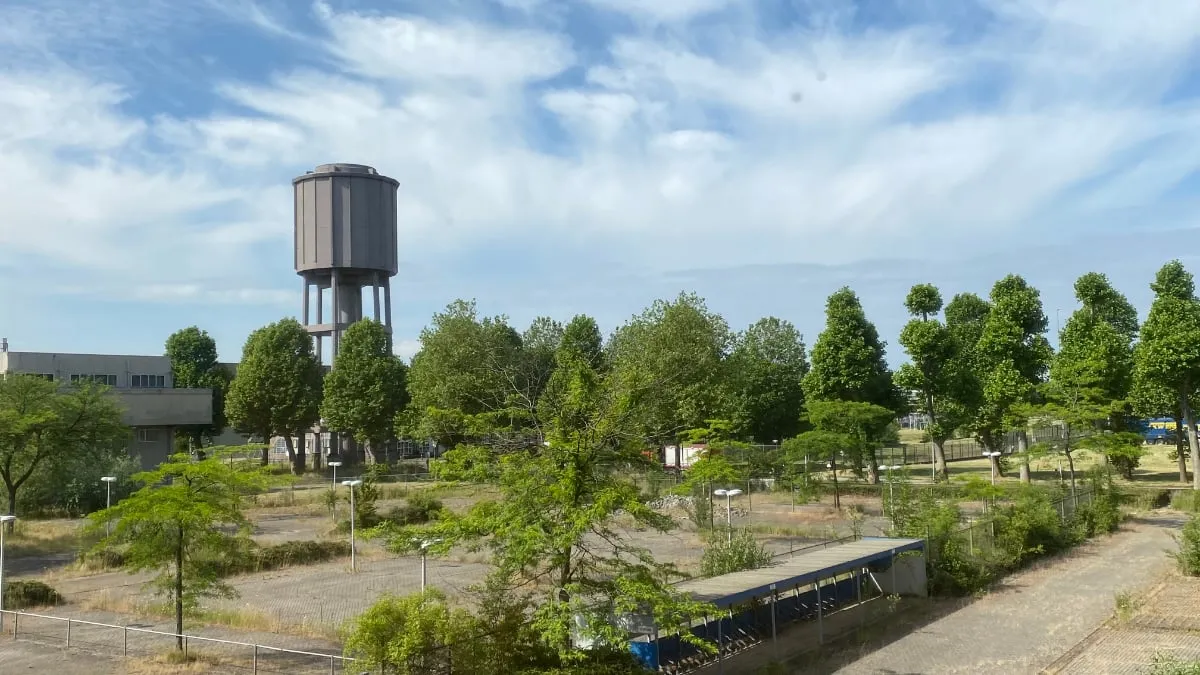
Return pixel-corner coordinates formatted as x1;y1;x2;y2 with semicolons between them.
676;537;924;608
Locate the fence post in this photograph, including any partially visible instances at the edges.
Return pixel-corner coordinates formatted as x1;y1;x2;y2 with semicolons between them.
123;626;127;656
66;618;71;648
330;654;336;675
12;611;17;638
253;644;258;674
184;635;188;660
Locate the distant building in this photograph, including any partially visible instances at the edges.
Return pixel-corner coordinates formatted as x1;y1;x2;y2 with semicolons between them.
0;342;216;469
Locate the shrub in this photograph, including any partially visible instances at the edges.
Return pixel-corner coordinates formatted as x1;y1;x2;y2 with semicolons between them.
78;547;126;570
383;493;445;526
4;580;63;609
1174;515;1200;576
994;488;1076;566
252;540;351;572
700;529;773;577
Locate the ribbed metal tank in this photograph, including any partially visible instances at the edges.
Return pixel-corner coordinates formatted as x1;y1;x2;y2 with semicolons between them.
293;163;399;276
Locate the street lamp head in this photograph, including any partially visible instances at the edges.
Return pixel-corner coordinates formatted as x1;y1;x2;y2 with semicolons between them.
328;461;343;468
0;514;15;523
100;476;117;483
726;489;744;497
713;489;729;496
342;479;363;487
984;451;1002;458
885;465;903;470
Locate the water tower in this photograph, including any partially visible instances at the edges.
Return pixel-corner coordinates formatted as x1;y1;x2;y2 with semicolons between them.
294;163;399;361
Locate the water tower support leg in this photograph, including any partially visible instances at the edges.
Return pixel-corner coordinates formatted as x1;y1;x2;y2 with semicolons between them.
331;270;341;357
383;278;393;351
302;281;310;325
373;273;381;322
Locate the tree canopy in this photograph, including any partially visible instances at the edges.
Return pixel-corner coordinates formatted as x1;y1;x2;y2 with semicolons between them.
802;287;900;411
224;318;323;473
165;326;229;449
322;319;410;463
726;317;809;443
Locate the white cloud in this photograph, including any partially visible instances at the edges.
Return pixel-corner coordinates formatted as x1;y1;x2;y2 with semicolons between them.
1;0;1200;311
393;339;421;362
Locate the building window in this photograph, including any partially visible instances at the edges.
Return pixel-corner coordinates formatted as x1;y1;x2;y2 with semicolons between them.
36;374;54;381
131;374;166;388
137;429;159;443
71;374;117;386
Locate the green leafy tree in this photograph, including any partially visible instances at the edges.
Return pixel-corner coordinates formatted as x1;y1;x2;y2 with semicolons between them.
1130;363;1192;483
381;324;712;659
1030;362;1114;497
1137;260;1200;490
342;589;481;674
608;292;733;449
726;317;809;443
322;320;410;463
164;326;230;450
0;376;127;521
402;300;526;448
537;315;605;427
895;284;964;481
86;450;268;649
521;316;566;409
225;318;323;473
973;275;1053;482
803;288;901;482
783;430;854;509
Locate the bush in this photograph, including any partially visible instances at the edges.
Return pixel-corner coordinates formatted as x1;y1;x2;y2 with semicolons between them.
383;493;444;526
252;540;351;572
700;529;773;577
994;488;1077;566
4;580;63;609
1174;515;1200;576
77;547;126;570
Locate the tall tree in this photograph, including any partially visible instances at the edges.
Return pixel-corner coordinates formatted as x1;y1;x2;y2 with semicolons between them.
803;287;901;483
0;377;127;522
225;318;323;473
727;317;809;443
165;326;229;450
520;316;565;409
322;320;410;464
87;451;267;649
1130;359;1192;482
402;300;525;448
1053;273;1137;405
386;320;711;659
895;284;963;481
973;275;1053;482
608;292;733;449
1137;260;1200;490
537;314;605;426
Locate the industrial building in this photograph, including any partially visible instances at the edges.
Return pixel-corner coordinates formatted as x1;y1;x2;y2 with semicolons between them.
0;341;220;469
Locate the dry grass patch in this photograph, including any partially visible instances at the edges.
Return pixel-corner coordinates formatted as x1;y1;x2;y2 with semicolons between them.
6;518;90;558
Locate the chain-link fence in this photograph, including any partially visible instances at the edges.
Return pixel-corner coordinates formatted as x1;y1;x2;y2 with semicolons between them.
928;487;1096;564
0;610;353;674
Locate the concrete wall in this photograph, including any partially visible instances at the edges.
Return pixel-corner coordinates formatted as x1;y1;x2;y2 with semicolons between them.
116;388;212;427
0;351;174;388
127;426;176;470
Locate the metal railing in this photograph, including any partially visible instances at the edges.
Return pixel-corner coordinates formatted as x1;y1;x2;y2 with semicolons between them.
0;609;355;674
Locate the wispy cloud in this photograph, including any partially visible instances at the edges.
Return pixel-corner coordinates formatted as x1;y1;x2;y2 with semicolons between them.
0;0;1198;356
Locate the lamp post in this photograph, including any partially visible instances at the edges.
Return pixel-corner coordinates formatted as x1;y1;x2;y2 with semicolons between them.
0;514;15;629
712;489;743;543
342;479;363;572
328;461;342;490
100;476;117;538
419;538;442;592
983;451;1002;486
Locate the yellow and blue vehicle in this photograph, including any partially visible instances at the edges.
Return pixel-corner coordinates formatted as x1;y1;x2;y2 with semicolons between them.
1141;417;1180;444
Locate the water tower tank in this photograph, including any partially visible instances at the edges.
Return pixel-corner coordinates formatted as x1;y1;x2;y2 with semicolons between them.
294;163;400;360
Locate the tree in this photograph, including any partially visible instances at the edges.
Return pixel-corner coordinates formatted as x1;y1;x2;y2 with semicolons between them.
1130;361;1192;483
402;300;526;448
1137;261;1200;490
86;450;268;649
895;284;964;481
382;322;711;659
322;320;410;463
0;376;127;523
225;318;323;473
726;317;809;443
1031;363;1113;497
783;431;854;509
973;275;1053;482
538;315;605;426
803;288;901;482
608;292;733;449
521;316;565;408
342;589;482;674
165;326;229;450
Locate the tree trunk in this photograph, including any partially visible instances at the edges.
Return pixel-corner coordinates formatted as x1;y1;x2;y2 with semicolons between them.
1066;450;1077;499
175;526;185;651
830;457;841;509
1182;391;1200;491
866;447;879;485
5;484;16;533
1177;413;1189;484
283;434;305;475
1016;430;1031;483
260;432;269;467
932;440;948;482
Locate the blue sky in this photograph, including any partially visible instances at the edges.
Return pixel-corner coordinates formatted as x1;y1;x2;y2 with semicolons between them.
1;0;1199;366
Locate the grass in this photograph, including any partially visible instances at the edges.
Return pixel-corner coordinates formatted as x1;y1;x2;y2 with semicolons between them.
1113;589;1141;623
80;590;340;640
4;518;92;558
